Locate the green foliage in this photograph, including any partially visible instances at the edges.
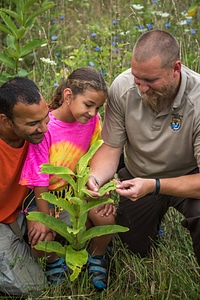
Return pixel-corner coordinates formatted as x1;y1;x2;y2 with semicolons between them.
0;0;55;83
27;140;128;281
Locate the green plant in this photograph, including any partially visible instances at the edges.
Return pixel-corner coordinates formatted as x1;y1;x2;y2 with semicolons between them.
27;140;129;281
0;0;55;83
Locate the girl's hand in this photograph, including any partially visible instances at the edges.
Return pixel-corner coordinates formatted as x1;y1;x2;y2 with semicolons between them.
95;203;116;216
28;221;55;246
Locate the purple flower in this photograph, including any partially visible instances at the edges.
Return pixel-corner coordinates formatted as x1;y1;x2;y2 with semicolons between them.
89;61;94;66
95;46;101;51
112;42;116;46
112;20;117;25
91;32;97;37
51;35;58;41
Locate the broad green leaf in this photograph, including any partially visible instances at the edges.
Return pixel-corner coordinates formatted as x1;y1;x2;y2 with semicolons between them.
34;241;66;257
6;34;16;49
0;53;15;68
20;39;47;57
27;212;74;243
41;192;76;216
66;245;88;280
40;164;75;176
17;68;28;77
76;140;103;174
0;24;12;34
25;3;55;27
5;47;19;59
81;224;129;244
80;198;114;215
0;8;23;24
0;12;18;38
98;181;117;196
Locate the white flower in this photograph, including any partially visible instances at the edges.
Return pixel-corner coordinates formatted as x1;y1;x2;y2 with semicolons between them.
40;57;57;66
132;4;144;10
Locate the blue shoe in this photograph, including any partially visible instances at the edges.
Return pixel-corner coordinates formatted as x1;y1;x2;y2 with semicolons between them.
46;257;68;286
87;254;107;291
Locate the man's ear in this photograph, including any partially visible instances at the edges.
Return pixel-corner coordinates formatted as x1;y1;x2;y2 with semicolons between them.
0;114;13;127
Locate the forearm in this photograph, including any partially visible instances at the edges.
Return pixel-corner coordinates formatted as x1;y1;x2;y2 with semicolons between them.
34;186;50;214
90;143;122;186
160;173;200;199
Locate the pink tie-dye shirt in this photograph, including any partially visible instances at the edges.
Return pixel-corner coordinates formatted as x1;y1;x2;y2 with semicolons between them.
20;112;101;190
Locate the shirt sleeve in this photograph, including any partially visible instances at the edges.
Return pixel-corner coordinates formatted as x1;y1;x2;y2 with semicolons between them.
20;134;50;188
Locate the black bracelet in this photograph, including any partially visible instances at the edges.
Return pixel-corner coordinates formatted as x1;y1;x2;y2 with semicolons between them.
89;175;100;186
153;178;160;195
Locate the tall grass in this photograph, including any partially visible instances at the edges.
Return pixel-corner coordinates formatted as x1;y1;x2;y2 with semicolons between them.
0;0;199;299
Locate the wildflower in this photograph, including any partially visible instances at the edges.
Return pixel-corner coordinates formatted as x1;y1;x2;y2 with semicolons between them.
112;42;116;46
89;62;94;67
153;0;158;4
60;15;64;20
55;52;60;57
165;23;171;27
52;20;57;24
113;48;118;53
177;20;187;25
186;17;192;24
113;35;118;40
54;83;59;87
147;24;153;30
190;29;196;34
95;46;101;51
160;12;170;17
100;70;106;75
91;32;97;37
132;4;144;10
112;20;117;25
40;57;57;66
134;26;139;30
51;35;58;41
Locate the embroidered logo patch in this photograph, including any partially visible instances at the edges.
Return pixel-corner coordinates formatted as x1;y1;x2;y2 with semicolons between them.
171;114;182;131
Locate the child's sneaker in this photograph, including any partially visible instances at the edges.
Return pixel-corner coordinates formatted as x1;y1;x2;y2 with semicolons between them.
46;257;68;286
87;254;108;291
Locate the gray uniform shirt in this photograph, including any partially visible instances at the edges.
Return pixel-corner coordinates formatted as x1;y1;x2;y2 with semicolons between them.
102;65;200;178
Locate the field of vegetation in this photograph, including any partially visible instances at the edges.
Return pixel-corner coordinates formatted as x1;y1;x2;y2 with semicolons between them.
0;0;199;299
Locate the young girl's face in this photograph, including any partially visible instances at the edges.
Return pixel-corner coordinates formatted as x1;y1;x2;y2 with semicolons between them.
65;89;106;124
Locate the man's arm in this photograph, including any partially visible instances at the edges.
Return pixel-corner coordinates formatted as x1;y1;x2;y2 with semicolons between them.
116;173;200;201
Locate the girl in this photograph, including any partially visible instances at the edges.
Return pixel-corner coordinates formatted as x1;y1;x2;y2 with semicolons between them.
20;67;115;290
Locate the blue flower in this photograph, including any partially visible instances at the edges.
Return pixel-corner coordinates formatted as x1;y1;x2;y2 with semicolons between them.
134;25;139;30
91;32;97;37
147;24;153;29
55;52;60;57
95;46;101;51
60;16;64;20
113;35;118;40
153;0;158;4
54;83;59;87
100;70;106;75
52;20;57;24
89;61;94;66
112;42;116;46
140;25;145;30
51;36;58;41
113;48;118;53
190;29;196;34
112;20;117;25
165;22;171;27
